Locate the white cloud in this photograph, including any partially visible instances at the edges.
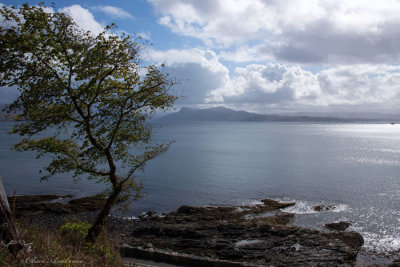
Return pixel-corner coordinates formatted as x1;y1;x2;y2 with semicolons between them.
148;48;230;105
92;5;134;19
206;64;321;106
317;65;400;105
147;46;400;112
59;5;104;35
206;63;400;112
148;0;400;64
219;45;273;63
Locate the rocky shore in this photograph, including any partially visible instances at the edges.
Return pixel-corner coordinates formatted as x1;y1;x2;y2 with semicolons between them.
9;194;377;266
116;200;365;266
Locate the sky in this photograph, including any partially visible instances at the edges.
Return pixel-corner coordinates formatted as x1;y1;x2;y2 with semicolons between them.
2;0;400;115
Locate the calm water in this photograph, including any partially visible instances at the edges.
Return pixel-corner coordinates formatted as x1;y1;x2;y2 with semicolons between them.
1;121;399;254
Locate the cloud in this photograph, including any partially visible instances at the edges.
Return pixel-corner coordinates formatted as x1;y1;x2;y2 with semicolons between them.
59;5;104;35
206;64;321;106
147;47;400;112
219;45;273;63
148;0;400;64
206;63;400;112
92;5;134;19
317;65;400;104
148;48;230;105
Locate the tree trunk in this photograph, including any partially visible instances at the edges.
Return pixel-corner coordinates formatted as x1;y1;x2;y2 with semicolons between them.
0;177;22;254
85;184;122;243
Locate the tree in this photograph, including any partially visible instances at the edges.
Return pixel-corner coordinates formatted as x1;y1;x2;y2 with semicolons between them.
0;4;176;242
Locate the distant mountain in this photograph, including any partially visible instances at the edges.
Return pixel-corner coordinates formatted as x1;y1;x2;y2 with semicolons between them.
159;106;390;122
161;106;266;121
286;111;400;120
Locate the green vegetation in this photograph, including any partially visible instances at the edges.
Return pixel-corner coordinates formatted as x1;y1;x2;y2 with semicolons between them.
0;3;176;243
60;221;91;238
0;219;123;266
60;221;91;245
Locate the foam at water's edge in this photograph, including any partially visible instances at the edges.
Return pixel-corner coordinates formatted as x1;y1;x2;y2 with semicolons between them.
239;199;263;206
281;200;350;214
281;199;400;255
362;232;400;255
109;214;139;220
331;204;350;213
282;200;317;214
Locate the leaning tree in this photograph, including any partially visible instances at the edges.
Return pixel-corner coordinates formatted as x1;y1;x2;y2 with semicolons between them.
0;4;176;242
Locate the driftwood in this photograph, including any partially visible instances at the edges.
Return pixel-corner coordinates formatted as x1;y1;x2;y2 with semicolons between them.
0;177;22;254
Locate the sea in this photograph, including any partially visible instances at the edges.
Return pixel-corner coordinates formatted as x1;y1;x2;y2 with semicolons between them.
1;121;399;256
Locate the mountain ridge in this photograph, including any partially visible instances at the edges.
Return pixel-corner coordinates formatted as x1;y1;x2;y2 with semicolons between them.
159;106;397;122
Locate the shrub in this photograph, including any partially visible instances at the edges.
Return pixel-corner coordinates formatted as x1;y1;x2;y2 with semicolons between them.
60;221;91;238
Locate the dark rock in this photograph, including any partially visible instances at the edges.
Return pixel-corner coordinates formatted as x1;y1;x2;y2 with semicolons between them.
138;211;157;219
261;213;295;225
7;194;72;203
176;205;197;214
119;199;363;266
327;231;364;249
41;202;73;214
144;243;153;249
260;199;296;210
313;205;336;211
325;221;351;231
68;194;108;212
10;194;114;216
390;257;400;267
240;199;295;215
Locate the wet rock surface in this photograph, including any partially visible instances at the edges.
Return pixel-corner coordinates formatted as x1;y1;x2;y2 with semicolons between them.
313;205;336;212
325;221;351;231
8;193;132;218
117;199;364;266
390;257;400;267
8;194;108;217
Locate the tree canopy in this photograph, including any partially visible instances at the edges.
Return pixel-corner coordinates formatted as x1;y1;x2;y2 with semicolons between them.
0;4;176;242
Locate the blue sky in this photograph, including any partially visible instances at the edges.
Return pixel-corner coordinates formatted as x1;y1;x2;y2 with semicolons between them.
2;0;400;114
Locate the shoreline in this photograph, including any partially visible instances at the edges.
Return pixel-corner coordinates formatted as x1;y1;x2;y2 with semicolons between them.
9;194;400;266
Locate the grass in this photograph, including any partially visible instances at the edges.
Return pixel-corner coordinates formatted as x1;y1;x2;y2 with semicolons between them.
0;218;126;266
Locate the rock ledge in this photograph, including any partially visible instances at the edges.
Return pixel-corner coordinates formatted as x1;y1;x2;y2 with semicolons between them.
120;199;363;266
